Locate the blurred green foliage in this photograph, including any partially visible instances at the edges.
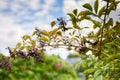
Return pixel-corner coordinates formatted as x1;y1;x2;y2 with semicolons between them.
0;54;81;80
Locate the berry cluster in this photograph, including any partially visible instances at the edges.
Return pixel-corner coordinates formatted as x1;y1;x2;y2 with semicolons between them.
9;47;43;62
57;18;67;31
0;47;44;71
16;50;28;60
28;48;44;62
0;56;12;71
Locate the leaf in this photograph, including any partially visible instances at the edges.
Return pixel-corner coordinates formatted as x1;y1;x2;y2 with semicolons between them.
108;54;117;59
78;10;92;16
98;6;105;17
25;46;32;51
104;18;113;29
56;31;62;36
84;16;91;20
22;35;31;41
51;21;56;27
73;25;81;30
49;27;62;36
73;9;77;16
95;29;100;36
40;30;49;37
19;46;24;50
94;70;101;78
94;0;99;14
32;31;37;36
83;3;92;11
67;13;75;18
84;68;95;74
71;17;77;26
108;18;113;26
16;42;22;48
93;24;98;29
39;36;49;42
95;75;103;80
70;37;79;43
91;20;101;27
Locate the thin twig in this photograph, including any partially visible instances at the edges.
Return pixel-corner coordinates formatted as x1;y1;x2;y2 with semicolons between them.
99;0;110;53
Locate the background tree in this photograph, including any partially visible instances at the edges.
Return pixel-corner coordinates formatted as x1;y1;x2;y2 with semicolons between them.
0;53;81;80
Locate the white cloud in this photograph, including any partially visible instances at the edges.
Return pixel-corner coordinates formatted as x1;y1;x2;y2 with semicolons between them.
25;0;40;10
0;0;8;10
0;0;57;24
63;0;93;14
11;0;40;10
0;14;30;55
63;0;78;14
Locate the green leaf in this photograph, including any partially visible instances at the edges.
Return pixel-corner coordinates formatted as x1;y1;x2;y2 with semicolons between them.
83;3;93;11
40;30;49;37
78;10;92;16
108;54;120;60
25;46;32;51
94;70;101;78
16;42;22;48
73;25;81;30
93;24;98;29
39;36;49;42
95;75;103;80
22;35;31;41
98;6;105;17
19;46;24;50
108;18;113;26
91;20;101;27
104;18;114;29
67;13;75;18
84;16;91;20
95;29;100;36
84;68;95;74
32;31;37;36
49;27;61;36
94;0;99;14
51;21;56;27
71;17;77;26
73;9;77;16
56;31;62;36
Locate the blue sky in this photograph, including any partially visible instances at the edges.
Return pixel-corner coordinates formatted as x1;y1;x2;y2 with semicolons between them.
0;0;64;29
0;0;119;58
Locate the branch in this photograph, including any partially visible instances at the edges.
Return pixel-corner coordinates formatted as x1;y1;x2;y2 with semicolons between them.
42;43;109;57
99;0;110;53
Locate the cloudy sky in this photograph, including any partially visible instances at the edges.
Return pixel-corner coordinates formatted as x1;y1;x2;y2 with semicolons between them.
0;0;120;57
